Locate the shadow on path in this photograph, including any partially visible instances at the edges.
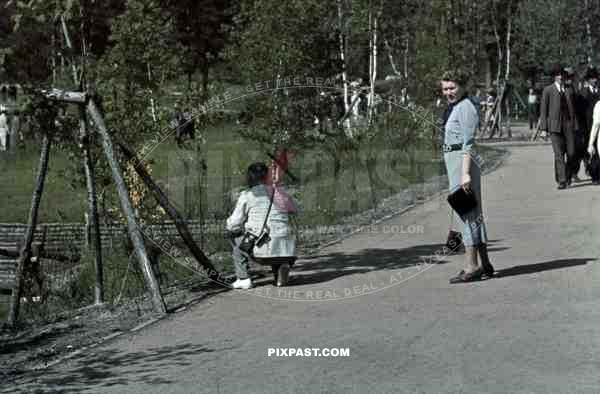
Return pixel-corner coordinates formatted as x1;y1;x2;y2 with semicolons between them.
495;258;596;278
249;239;507;287
4;342;232;394
280;243;460;287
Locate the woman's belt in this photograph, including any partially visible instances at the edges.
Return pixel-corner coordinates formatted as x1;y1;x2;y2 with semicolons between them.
442;144;463;153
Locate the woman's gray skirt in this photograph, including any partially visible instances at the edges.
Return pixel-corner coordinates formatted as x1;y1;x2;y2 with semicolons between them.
444;150;488;247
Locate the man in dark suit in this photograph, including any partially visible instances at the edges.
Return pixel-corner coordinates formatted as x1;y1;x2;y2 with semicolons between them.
574;67;600;178
539;64;579;189
564;67;584;181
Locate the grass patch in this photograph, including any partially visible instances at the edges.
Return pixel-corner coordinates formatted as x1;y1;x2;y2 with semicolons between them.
0;119;502;230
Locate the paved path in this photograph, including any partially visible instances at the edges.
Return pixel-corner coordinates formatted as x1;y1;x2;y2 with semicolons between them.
6;130;600;394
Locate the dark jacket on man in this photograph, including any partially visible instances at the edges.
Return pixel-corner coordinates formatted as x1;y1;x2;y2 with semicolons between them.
539;83;578;134
577;87;600;137
540;82;579;185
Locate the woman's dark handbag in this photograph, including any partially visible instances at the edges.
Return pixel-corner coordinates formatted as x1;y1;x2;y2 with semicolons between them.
447;187;478;216
238;229;271;256
445;230;463;252
238;232;258;255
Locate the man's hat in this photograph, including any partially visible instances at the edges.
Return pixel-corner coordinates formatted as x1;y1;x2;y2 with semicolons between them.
550;63;564;77
585;67;599;80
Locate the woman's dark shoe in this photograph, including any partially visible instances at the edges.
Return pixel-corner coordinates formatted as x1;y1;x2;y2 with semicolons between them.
477;244;494;278
449;268;483;284
481;262;495;278
276;263;290;287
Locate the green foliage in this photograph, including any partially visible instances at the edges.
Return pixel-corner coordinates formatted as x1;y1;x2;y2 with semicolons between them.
228;0;339;82
514;0;579;72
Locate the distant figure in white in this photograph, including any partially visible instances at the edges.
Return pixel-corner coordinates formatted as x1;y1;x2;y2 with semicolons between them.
0;105;9;151
587;99;600;184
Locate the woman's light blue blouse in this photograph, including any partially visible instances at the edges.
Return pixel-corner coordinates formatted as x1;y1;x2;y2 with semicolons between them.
444;99;479;151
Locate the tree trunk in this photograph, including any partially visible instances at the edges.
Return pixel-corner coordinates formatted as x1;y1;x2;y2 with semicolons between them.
492;11;502;89
60;10;105;305
383;39;402;77
60;15;78;84
79;107;104;305
445;1;454;67
8;134;51;326
147;64;157;123
504;6;512;81
368;0;383;125
202;60;209;101
87;99;166;315
114;136;221;281
403;36;409;79
504;5;512;138
471;0;479;76
337;0;351;137
51;27;57;85
368;0;373;121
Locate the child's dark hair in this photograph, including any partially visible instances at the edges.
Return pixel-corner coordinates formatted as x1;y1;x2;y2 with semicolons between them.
246;162;269;187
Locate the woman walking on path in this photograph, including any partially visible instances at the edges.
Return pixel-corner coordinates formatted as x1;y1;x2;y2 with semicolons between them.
586;98;600;184
528;88;540;132
440;70;494;283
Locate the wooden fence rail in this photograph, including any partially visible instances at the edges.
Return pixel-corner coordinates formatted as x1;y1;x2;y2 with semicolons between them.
0;220;219;289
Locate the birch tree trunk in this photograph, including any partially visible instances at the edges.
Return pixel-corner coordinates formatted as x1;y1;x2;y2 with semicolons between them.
368;0;383;125
504;8;512;81
8;134;51;326
367;0;374;124
337;0;351;136
504;5;512;138
492;12;502;89
384;40;401;77
489;6;503;138
368;0;373;98
147;64;157;123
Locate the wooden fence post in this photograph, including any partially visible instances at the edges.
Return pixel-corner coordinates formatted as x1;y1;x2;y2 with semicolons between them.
87;99;166;315
8;133;51;326
79;106;104;305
